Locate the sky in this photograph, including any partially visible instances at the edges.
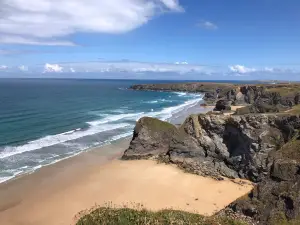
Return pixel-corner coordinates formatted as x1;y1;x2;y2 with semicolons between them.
0;0;300;80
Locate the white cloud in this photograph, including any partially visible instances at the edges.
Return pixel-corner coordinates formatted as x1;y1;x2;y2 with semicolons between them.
38;60;209;74
19;65;28;71
0;65;8;70
175;61;188;65
44;63;63;73
160;0;184;12
228;65;298;75
229;65;256;74
0;0;183;46
0;35;75;46
264;67;275;72
197;20;218;30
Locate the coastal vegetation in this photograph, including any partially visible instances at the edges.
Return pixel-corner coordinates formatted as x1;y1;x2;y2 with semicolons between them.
77;207;248;225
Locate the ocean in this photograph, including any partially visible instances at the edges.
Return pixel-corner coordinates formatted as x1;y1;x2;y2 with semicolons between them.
0;79;205;183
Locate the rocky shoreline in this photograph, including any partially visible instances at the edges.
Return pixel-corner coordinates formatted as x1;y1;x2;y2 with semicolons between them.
124;82;300;225
131;82;300;113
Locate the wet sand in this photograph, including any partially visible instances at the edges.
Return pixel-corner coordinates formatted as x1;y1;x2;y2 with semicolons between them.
0;138;253;225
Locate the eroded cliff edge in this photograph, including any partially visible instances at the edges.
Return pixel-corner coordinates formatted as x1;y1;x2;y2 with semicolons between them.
122;114;300;224
131;82;300;113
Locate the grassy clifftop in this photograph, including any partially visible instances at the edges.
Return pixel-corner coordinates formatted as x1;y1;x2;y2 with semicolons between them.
76;207;248;225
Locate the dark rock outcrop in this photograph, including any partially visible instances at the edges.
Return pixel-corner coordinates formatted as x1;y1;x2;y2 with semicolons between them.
131;82;236;105
214;100;232;111
131;83;300;114
123;113;300;224
230;140;300;224
124;114;300;182
122;117;177;159
295;93;300;105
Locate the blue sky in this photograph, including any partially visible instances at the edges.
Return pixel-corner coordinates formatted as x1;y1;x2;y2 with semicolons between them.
0;0;300;80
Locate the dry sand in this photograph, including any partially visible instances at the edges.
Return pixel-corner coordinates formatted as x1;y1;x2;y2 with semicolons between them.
0;138;253;225
231;105;245;111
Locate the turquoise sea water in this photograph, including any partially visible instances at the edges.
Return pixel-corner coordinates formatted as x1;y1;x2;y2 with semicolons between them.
0;79;204;183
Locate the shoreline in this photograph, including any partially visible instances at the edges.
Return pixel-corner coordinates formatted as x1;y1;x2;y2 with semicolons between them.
0;103;254;225
0;98;212;185
0;100;254;225
0;137;132;185
0;137;253;225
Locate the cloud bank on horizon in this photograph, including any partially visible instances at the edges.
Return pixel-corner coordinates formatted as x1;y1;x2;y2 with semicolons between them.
0;61;299;80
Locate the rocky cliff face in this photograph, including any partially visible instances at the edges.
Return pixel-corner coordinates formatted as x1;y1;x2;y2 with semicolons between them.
131;83;300;113
123;114;300;224
230;139;300;224
130;82;236;105
122;117;177;159
124;114;300;182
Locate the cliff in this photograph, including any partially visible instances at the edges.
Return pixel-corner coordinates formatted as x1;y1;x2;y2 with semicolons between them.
123;114;300;224
131;82;300;113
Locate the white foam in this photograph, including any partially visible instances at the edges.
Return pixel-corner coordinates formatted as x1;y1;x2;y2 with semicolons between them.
0;123;130;159
160;99;173;103
0;176;14;183
146;100;158;104
0;131;134;183
146;94;203;121
111;109;126;113
108;131;133;142
175;92;187;96
145;99;173;104
87;112;144;126
175;92;202;98
0;169;24;183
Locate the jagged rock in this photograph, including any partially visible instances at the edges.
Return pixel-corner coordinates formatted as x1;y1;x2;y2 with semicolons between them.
214;100;232;111
124;114;300;182
122;117;177;159
295;93;300;105
271;159;299;181
229;140;300;224
227;89;237;102
124;113;300;224
203;92;217;104
235;92;246;105
131;83;300;113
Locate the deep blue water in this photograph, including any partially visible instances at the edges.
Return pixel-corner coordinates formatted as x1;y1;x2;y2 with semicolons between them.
0;79;207;182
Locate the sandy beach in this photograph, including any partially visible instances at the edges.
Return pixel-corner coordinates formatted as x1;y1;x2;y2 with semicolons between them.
0;136;253;225
0;104;254;225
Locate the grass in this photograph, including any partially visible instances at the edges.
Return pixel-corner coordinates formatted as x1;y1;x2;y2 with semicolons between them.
276;139;300;161
268;212;300;225
286;105;300;115
138;117;177;134
266;85;300;97
76;207;249;225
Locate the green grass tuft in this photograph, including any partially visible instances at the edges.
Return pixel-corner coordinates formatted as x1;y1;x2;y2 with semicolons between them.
76;207;249;225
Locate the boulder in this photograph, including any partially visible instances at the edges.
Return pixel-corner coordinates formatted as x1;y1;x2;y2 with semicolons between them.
214;100;232;111
226;89;237;101
271;159;299;181
235;92;246;105
122;117;177;159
